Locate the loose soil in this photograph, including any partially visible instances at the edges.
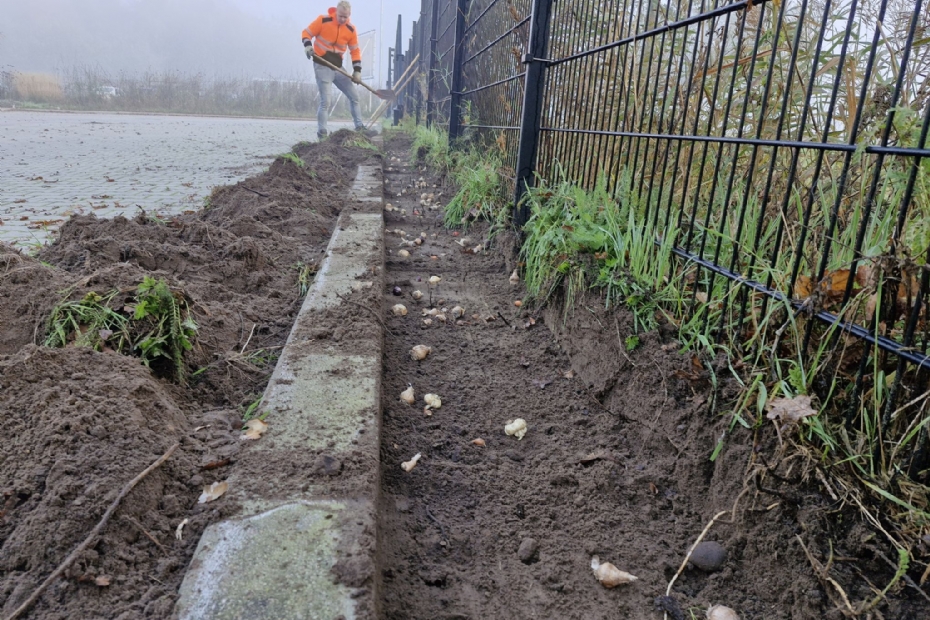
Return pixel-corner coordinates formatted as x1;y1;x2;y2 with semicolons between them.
0;130;378;619
376;132;930;619
2;126;928;620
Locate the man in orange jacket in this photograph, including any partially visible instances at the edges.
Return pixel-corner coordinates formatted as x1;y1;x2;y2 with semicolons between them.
302;1;365;138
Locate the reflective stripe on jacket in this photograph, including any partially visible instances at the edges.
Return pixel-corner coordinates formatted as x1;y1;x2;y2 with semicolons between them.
302;7;361;71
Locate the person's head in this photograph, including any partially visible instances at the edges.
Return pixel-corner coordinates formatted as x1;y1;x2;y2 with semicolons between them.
335;1;351;24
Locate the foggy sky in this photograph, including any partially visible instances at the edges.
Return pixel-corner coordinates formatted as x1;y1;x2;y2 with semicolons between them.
0;0;421;85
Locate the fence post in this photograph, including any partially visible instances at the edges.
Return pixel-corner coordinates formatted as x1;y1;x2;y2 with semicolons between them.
426;0;440;127
387;48;394;89
393;15;403;100
447;0;469;142
412;18;422;124
513;0;553;226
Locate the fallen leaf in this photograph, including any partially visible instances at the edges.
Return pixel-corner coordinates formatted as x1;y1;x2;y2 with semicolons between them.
579;451;607;466
562;369;576;379
198;480;228;504
240;418;268;440
794;275;813;299
201;458;231;470
471;438;486;447
175;518;189;541
94;575;111;587
531;378;553;389
766;395;817;424
193;424;212;432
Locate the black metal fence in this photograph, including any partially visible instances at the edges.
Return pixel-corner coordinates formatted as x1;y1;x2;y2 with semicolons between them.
394;0;930;454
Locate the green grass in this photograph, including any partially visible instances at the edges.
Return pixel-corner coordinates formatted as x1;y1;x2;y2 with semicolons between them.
296;261;317;296
45;290;130;351
277;152;305;167
411;124;451;171
344;133;380;152
45;276;197;383
444;151;507;233
407;124;510;236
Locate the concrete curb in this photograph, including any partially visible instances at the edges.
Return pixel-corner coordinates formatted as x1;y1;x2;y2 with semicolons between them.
176;144;384;620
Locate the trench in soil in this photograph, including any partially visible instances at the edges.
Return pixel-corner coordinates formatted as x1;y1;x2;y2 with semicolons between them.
375;135;702;619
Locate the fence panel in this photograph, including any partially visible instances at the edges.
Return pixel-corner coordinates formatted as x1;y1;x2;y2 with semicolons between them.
397;0;930;394
452;0;533;184
534;0;930;387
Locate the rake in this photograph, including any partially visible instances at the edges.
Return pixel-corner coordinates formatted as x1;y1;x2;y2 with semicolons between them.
310;55;395;100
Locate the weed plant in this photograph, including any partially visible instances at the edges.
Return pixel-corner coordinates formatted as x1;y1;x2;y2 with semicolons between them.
46;276;197;383
296;261;318;296
344;134;380;152
277;152;305;168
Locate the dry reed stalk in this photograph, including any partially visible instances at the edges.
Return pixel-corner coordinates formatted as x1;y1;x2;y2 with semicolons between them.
12;72;63;103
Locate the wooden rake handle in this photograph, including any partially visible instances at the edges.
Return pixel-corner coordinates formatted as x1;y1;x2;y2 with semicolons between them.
311;54;393;100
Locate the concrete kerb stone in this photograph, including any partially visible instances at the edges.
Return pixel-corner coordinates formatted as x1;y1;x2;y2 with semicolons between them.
176;148;384;620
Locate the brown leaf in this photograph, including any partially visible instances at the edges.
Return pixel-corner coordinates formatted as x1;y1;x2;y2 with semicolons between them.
855;264;873;288
766;395;817;424
201;458;231;470
823;269;852;301
240;418;268;440
198;480;229;504
794;275;813;299
562;369;576;379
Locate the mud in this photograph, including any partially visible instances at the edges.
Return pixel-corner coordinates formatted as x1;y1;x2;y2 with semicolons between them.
376;132;930;619
0;131;378;619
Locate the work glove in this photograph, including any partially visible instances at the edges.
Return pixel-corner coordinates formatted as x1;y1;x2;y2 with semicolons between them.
352;69;362;84
304;45;315;60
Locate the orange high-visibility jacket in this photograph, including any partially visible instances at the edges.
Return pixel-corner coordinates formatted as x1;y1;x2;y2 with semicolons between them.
302;8;362;71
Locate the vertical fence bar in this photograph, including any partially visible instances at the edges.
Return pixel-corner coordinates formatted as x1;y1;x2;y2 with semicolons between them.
387;48;393;89
447;0;470;141
393;16;404;123
413;16;422;124
426;0;441;126
512;0;553;226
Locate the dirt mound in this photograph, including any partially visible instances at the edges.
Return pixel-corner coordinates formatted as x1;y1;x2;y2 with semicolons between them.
0;136;378;619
